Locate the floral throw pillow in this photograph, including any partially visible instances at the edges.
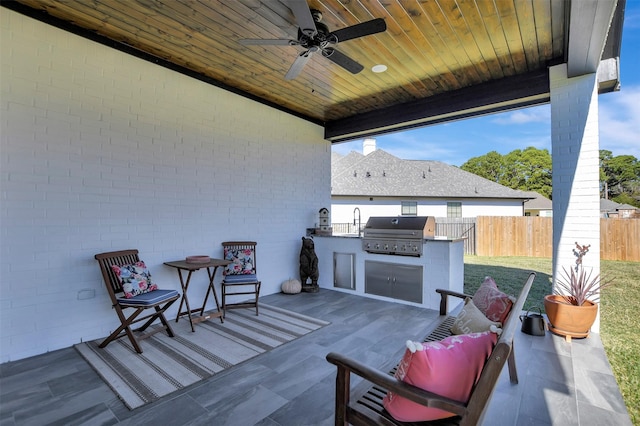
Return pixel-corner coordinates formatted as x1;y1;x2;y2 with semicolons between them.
451;298;502;335
382;331;498;422
472;276;515;323
223;247;256;276
111;261;158;299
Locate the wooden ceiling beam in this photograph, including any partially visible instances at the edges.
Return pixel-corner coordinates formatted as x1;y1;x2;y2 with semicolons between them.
325;68;550;142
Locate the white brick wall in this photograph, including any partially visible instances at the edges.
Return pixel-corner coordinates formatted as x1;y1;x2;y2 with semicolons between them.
1;10;330;362
549;64;601;331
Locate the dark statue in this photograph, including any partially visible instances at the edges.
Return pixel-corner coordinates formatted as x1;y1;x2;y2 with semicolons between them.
299;236;319;293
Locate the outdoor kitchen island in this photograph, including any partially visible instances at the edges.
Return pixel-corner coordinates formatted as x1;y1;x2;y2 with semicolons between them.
312;227;465;312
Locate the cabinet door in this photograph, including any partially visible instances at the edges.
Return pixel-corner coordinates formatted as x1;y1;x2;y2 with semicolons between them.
393;264;423;303
365;261;393;298
334;253;355;290
365;261;423;303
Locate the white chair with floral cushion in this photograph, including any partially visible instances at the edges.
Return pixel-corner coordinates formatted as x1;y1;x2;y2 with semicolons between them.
95;249;180;353
221;241;261;317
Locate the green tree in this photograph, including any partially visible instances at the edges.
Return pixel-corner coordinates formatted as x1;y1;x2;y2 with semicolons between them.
501;148;552;197
459;151;503;183
600;150;640;207
462;148;639;207
461;147;552;199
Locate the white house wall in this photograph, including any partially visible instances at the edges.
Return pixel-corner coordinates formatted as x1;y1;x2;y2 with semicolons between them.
459;200;523;217
331;198;404;225
0;10;330;362
331;198;524;226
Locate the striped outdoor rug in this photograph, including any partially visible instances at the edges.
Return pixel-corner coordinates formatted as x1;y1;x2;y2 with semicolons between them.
75;304;329;410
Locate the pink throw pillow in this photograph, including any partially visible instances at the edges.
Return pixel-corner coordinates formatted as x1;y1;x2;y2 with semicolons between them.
383;331;498;422
473;276;514;323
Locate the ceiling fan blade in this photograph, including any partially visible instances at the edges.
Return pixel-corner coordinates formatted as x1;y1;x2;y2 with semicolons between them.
239;38;296;46
285;50;312;80
285;0;317;37
322;48;364;74
330;18;387;43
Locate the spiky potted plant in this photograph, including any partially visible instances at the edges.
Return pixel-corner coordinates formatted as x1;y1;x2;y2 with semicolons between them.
543;242;612;340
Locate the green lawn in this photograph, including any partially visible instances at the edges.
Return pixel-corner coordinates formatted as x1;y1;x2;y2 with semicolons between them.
464;256;639;425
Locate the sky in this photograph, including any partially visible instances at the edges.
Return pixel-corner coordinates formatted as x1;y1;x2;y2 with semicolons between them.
332;2;640;167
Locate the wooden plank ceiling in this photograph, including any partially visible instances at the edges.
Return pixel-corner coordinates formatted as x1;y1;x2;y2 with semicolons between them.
9;0;567;140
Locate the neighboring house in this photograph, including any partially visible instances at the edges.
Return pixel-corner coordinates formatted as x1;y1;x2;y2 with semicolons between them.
522;191;553;217
331;147;531;228
601;199;639;218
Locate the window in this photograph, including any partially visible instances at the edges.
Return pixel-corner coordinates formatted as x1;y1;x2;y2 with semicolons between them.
447;202;462;218
401;201;417;215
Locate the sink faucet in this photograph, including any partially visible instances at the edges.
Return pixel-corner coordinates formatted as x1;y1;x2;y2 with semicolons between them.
353;207;361;237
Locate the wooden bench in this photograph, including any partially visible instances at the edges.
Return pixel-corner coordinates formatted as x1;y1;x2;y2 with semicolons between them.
326;272;536;426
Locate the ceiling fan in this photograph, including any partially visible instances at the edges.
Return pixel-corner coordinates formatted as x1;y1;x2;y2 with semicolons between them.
239;1;386;80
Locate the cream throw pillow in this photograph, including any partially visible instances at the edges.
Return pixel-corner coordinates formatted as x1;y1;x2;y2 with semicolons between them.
451;298;501;335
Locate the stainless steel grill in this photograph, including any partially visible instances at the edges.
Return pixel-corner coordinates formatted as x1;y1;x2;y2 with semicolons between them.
362;216;435;256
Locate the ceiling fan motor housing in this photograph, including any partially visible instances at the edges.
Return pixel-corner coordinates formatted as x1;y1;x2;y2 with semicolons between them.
297;21;335;48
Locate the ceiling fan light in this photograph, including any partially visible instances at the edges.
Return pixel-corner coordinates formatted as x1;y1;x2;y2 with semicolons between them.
372;64;388;73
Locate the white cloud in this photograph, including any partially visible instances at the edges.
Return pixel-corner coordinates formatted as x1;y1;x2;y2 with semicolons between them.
599;85;640;159
331;140;362;156
378;132;474;164
491;105;550;125
622;7;640;30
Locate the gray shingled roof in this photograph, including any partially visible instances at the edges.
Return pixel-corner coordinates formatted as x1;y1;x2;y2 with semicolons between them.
332;150;530;199
600;198;637;211
522;191;552;210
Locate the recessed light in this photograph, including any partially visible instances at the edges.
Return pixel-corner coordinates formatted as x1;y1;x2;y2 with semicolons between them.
372;64;387;73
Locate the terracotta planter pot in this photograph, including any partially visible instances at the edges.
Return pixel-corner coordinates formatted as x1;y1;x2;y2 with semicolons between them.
543;294;598;339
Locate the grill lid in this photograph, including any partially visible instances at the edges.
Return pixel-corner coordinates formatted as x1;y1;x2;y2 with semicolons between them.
364;216;431;232
363;216;435;238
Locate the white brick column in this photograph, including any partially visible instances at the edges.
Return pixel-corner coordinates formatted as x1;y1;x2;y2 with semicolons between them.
549;64;601;332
